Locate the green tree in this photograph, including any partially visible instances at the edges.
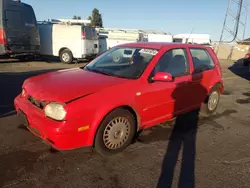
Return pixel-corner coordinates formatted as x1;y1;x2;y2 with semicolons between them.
87;16;93;26
91;8;103;27
72;15;81;20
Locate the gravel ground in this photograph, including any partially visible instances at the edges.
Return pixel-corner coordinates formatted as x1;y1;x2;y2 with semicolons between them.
0;59;250;188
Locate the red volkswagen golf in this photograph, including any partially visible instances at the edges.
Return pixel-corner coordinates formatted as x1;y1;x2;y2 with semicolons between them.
14;43;224;155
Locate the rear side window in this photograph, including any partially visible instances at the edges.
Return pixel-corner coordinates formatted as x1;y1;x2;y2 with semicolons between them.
190;48;215;72
5;10;23;29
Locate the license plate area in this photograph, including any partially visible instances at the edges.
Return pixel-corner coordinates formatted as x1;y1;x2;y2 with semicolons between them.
18;110;41;136
18;110;29;126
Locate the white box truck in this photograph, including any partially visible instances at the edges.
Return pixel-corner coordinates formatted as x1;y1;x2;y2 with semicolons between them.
38;19;98;63
173;34;211;45
98;28;143;50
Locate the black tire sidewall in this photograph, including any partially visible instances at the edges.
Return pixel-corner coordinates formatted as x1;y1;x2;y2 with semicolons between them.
60;49;73;64
94;109;136;156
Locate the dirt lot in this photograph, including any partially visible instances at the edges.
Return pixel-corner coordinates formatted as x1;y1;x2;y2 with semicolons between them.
0;59;250;188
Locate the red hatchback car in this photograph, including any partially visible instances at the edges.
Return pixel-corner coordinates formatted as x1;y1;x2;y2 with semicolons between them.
14;43;224;155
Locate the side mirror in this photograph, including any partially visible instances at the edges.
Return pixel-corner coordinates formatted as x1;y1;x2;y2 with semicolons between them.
152;72;173;82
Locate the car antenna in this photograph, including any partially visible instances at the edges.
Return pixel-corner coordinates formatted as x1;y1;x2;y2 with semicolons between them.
186;28;194;44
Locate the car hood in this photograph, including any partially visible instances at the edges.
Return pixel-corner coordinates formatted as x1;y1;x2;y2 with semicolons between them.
23;68;129;103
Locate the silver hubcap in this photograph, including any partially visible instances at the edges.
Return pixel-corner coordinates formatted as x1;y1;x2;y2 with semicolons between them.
208;91;219;111
62;53;70;62
103;117;130;150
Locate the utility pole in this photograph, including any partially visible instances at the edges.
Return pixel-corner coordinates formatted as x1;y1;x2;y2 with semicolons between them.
217;0;249;56
219;0;248;43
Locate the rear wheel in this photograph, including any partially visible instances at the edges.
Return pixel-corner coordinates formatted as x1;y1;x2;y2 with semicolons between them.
60;49;73;64
94;109;136;156
200;86;220;117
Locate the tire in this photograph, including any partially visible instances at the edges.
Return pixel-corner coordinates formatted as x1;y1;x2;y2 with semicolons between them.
200;86;220;117
94;108;136;156
60;49;73;64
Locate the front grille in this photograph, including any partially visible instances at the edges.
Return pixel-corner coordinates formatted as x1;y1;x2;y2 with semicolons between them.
28;95;46;109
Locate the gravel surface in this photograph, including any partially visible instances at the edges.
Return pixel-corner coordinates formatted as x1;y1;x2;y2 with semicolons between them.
0;59;250;188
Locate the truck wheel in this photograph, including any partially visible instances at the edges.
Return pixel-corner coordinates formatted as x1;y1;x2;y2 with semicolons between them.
200;86;220;117
60;49;73;64
94;109;136;156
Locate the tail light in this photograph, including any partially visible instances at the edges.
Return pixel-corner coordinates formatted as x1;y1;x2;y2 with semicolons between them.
81;32;86;40
0;29;7;45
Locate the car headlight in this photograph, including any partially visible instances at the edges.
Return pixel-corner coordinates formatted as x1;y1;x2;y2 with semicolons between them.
21;88;26;97
44;102;66;121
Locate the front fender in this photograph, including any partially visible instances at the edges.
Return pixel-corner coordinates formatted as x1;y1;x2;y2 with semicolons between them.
86;102;141;146
65;88;141;146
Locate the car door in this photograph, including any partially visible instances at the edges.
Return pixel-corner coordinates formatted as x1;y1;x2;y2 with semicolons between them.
188;48;217;106
138;48;191;128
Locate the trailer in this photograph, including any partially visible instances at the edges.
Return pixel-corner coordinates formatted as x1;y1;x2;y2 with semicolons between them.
96;28;172;52
173;34;212;45
97;28;143;49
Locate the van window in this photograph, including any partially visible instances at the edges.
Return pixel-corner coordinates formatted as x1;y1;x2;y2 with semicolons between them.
5;10;23;29
23;6;36;27
83;26;98;40
190;48;215;72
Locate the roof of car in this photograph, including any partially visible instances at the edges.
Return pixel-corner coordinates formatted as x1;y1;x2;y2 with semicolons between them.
118;42;208;50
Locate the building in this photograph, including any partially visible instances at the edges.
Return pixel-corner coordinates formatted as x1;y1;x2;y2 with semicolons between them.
237;37;250;45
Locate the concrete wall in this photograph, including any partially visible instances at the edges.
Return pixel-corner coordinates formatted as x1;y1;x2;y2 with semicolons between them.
213;43;250;60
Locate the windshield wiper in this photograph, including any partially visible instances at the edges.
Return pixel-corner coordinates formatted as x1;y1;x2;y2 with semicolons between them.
86;67;114;76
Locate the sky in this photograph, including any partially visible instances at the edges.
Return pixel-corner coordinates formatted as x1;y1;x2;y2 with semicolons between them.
22;0;250;41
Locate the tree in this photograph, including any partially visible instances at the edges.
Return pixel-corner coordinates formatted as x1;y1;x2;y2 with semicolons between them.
72;15;81;20
87;16;93;26
90;8;103;27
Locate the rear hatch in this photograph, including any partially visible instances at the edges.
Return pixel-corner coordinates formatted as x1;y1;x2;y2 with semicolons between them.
3;2;40;54
82;26;98;56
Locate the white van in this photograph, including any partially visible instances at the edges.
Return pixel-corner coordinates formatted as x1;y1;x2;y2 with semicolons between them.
38;20;98;63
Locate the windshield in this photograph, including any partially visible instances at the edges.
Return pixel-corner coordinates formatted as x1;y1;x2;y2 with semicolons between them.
84;47;158;79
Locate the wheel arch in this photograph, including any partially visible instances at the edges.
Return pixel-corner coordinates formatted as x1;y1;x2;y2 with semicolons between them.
59;47;71;56
89;105;141;146
205;82;223;103
212;82;224;94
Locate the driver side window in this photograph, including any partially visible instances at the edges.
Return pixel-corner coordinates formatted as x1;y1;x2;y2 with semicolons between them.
153;48;189;77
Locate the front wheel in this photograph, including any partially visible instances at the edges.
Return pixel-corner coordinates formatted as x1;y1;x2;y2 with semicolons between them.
94;109;136;156
60;49;73;64
200;87;220;117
